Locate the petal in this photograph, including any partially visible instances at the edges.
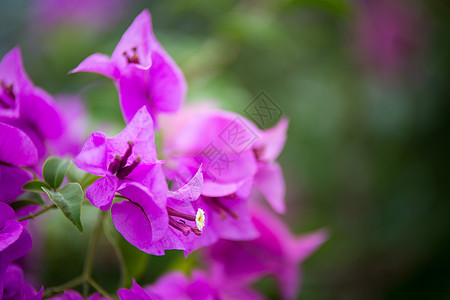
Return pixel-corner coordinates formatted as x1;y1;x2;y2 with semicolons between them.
288;229;329;263
0;122;38;166
70;53;120;80
0;118;46;159
125;163;168;209
0;165;32;204
117;66;152;123
63;290;84;300
116;181;168;241
146;272;189;299
0;202;15;227
147;50;186;113
74;131;108;176
276;265;301;300
0;230;32;274
201;177;252;198
0;219;23;252
18;88;64;139
174;111;260;155
111;201;154;253
199;149;258;184
168;166;203;202
109;106;156;164
111;10;155;69
118;280;156;300
0;47;32;91
254;118;288;162
85;176;118;210
253;162;286;214
202;197;259;241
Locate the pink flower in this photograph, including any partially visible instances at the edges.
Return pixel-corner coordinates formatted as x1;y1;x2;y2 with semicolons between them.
160;105;288;248
205;206;328;300
71;10;187;124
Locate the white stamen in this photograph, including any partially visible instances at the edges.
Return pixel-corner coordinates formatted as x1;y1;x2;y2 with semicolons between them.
196;208;206;231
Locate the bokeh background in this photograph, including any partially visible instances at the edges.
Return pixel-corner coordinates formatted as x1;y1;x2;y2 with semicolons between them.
1;0;449;299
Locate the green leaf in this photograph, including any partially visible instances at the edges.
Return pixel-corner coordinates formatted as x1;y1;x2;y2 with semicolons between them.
42;157;71;189
103;217;148;287
10;192;46;210
42;183;84;233
22;180;51;194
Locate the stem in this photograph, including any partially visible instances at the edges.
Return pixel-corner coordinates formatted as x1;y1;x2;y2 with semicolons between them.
83;211;106;278
18;205;56;222
43;210;117;299
88;278;115;299
42;276;84;298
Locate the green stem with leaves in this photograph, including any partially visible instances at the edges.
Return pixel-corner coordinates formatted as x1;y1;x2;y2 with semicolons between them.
43;211;115;299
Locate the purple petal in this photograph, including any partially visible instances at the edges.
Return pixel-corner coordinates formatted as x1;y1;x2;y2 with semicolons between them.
0;202;15;226
0;164;32;204
63;290;83;300
0;230;32;273
125;163;168;209
0;122;38;166
118;280;156;300
85;176;118;210
111;10;154;70
0;118;46;159
108;106;156;164
112;201;155;254
70;53;120;80
202;197;259;241
254;118;288;162
117;66;152;123
0;220;24;252
174;111;259;155
116;181;168;241
145;272;189;299
168;166;203;202
201;177;252;198
74;131;108;176
288;229;329;263
18;87;64;139
0;47;32;91
253;162;286;214
147;50;186;113
276;265;301;300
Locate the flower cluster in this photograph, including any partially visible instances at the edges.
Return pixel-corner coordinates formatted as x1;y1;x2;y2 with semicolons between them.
0;9;326;299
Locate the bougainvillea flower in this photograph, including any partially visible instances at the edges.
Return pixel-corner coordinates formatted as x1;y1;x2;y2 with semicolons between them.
74;106;161;211
161;106;287;246
162;107;288;213
48;290;111;300
0;202;32;281
119;271;264;300
0;121;37;203
206;206;328;300
71;10;187;123
0;47;63;141
112;167;209;255
0;264;43;300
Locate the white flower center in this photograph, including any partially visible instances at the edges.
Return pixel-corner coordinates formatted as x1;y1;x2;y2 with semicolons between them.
196;208;206;231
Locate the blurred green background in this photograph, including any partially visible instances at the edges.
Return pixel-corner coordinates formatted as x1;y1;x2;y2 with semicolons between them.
2;0;450;299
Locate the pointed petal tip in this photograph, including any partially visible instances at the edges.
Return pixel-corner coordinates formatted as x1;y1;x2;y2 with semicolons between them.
291;228;329;263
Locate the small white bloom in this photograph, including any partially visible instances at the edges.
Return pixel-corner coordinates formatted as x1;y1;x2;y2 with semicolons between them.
196;208;206;231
